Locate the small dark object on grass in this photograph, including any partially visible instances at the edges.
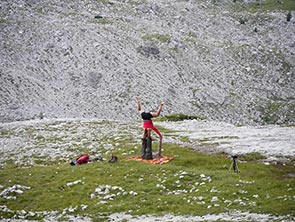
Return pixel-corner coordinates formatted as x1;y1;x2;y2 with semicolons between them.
108;154;118;163
94;156;105;161
70;161;77;166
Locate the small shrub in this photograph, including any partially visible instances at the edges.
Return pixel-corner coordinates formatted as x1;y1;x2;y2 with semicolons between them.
287;11;292;22
39;112;44;120
0;17;7;24
94;15;103;19
239;17;247;24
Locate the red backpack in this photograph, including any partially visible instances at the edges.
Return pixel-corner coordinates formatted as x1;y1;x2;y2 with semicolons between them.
76;154;90;164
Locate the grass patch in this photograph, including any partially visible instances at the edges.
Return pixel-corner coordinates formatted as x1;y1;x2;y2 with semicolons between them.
128;0;146;6
257;99;295;124
95;0;113;4
240;152;267;161
90;17;113;25
196;136;238;146
247;0;295;12
231;0;295;12
0;144;294;221
142;34;171;43
0;128;13;138
157;113;206;122
0;17;7;24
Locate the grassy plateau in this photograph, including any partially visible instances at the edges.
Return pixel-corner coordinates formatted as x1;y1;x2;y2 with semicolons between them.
0;120;294;221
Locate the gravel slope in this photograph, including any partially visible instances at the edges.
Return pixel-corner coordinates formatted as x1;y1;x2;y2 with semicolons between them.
0;0;294;125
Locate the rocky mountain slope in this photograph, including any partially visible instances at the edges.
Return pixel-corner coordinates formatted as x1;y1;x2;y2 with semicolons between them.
0;0;294;125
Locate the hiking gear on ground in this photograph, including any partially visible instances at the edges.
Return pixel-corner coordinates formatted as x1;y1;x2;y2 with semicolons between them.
94;156;104;161
70;160;77;166
76;154;90;164
108;154;118;163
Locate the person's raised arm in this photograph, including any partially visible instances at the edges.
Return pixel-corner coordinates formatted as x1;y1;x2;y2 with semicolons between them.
151;102;164;117
136;96;142;113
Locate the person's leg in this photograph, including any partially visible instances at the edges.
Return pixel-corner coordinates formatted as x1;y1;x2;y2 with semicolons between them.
147;128;151;137
141;129;148;158
145;129;153;160
150;126;163;158
156;136;163;157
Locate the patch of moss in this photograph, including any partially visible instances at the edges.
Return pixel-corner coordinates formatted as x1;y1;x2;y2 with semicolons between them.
157;113;206;122
260;102;281;124
128;0;146;6
240;152;266;161
142;34;171;43
0;129;13;138
248;0;295;12
0;17;7;24
96;0;113;4
180;136;191;143
257;98;295;125
231;0;295;12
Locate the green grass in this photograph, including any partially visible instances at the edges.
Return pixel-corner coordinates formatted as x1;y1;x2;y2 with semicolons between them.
0;120;294;220
0;17;7;24
247;0;295;12
157;113;206;122
1;143;294;221
257;99;295;124
89;17;113;25
0;128;13;138
142;34;171;43
240;152;266;161
95;0;113;4
229;0;295;12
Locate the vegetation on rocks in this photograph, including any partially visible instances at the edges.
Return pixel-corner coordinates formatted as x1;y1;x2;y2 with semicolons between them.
157;113;206;122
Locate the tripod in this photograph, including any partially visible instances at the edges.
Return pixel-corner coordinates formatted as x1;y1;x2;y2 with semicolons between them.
229;155;240;173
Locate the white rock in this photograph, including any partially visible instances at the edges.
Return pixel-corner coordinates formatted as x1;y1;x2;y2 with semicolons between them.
211;196;218;202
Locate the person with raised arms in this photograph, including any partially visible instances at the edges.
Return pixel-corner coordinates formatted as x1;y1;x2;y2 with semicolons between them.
136;96;164;159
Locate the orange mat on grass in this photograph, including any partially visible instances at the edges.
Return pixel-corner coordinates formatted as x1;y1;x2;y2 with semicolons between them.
124;156;173;165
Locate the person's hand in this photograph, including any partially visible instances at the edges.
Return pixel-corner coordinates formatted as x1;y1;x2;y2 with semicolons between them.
160;102;165;106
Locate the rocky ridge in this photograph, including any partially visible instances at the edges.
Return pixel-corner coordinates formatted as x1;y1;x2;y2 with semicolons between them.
0;0;294;125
